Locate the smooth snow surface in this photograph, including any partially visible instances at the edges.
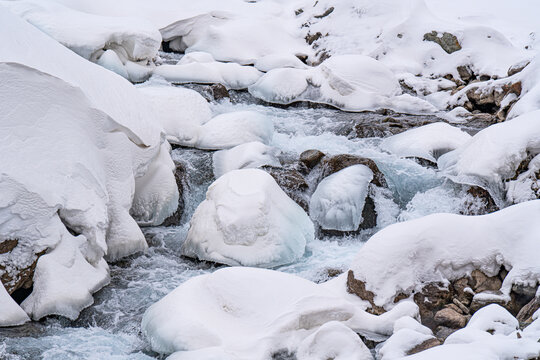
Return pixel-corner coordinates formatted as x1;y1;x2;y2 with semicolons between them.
309;165;374;231
0;285;29;326
182;169;314;267
212;142;281;178
349;200;540;309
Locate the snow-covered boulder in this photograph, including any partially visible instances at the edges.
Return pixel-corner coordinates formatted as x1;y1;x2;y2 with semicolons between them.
212;142;281;178
309;165;374;232
195;111;274;150
137;84;212;147
348;200;540;310
181;169;314;267
381;122;471;163
3;0;161;81
254;53;307;72
438;110;540;205
0;284;29;326
0;8;177;323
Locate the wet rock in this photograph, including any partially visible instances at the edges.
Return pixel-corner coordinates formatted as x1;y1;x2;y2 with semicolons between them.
161;161;186;226
346;270;386;315
299;149;325;170
262;166;309;211
508;60;530;77
414;283;453;330
517;297;540;325
210;84;230;101
406;338;442;355
434;307;469;328
320;154;387;187
423;31;462;54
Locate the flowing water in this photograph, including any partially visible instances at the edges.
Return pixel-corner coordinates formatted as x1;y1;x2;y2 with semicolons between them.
0;92;489;359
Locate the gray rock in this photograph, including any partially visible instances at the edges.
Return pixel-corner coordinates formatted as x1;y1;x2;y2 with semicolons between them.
423;31;462;54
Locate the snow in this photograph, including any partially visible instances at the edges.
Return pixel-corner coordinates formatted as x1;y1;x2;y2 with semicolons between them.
0;284;29;326
181;169;314;267
3;0;161;81
212;142;281;178
438;110;540;204
254;54;307;72
309;165;374;231
137;84;212;147
348;200;540;309
381;122;471;163
195;111;274;150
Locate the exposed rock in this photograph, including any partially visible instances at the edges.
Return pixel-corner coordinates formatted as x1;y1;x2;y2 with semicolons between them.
457;65;474;82
299;149;325;170
423;31;462;54
262;165;309;211
465;81;521;120
508;60;530;77
470;269;502;293
346;270;385;315
465;186;499;214
161;161;186;226
452;277;473;306
434;308;469;328
470;292;508;313
413;283;453;330
210;83;230;101
320;154;387;187
0;239;18;254
434;326;457;341
406;337;442;355
517;297;540;325
1;247;46;299
305;31;323;45
314;7;334;19
453;298;470;314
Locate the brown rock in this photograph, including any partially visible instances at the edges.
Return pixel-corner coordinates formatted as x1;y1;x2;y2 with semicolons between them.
508;61;530;77
406;338;442;355
314;7;334;19
262;166;309;211
452;277;473;306
471;269;502;293
161;161;186;226
0;239;18;254
305;32;323;45
466;186;499;214
320;154;387;187
299;149;325;170
1;247;46;298
457;65;474;82
434;307;469;328
210;84;230;101
470;292;508;313
346;270;386;315
517;297;540;325
414;283;453;330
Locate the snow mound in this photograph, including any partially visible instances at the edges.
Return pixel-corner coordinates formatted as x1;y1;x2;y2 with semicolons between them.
349;200;540;310
309;165;374;231
254;53;307;72
249;54;437;113
0;284;29;326
212;142;281;178
153;59;262;89
381;122;471;163
4;0;161;81
181;169;314;267
142;267;418;359
137;84;212;147
195;111;274;150
438;110;540;204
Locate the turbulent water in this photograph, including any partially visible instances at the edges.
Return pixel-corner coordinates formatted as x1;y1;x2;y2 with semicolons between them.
0;94;489;359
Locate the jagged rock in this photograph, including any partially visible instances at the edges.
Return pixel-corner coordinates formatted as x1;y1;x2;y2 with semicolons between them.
406;338;442;355
262;165;309;211
161;161;186;226
434;307;469;328
320;154;387;187
346;270;386;315
465;81;521;119
423;31;462;54
517;297;540;325
508;60;530;77
413;283;453;330
457;65;474;82
470;269;502;293
299;149;325;170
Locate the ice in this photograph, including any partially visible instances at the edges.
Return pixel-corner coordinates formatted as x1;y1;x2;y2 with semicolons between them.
212;142;281;178
381;122;471;163
181;169;314;267
309;165;374;231
349;200;540;310
195;111;274;150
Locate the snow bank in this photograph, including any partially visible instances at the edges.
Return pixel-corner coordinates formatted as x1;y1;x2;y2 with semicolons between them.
3;0;161;81
137;84;212;147
0;284;29;326
349;200;540;310
142;267;417;359
195;111;274;150
249;54;437;113
0;8;177;322
212;142;281;178
309;165;373;231
438;110;540;204
181;169;314;267
381;122;471;163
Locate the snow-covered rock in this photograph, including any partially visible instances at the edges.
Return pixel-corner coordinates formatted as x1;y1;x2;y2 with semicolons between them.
137;84;212;147
348;200;540;310
0;284;29;326
381;122;471;163
181;169;314;267
309;165;374;231
3;0;161;81
195;111;274;150
212;142;281;178
438;110;540;204
254;53;307;72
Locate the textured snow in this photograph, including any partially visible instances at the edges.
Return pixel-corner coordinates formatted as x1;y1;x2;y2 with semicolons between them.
309;165;374;231
195;111;274;150
349;200;540;309
381;122;471;163
181;169;314;267
212;142;281;178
